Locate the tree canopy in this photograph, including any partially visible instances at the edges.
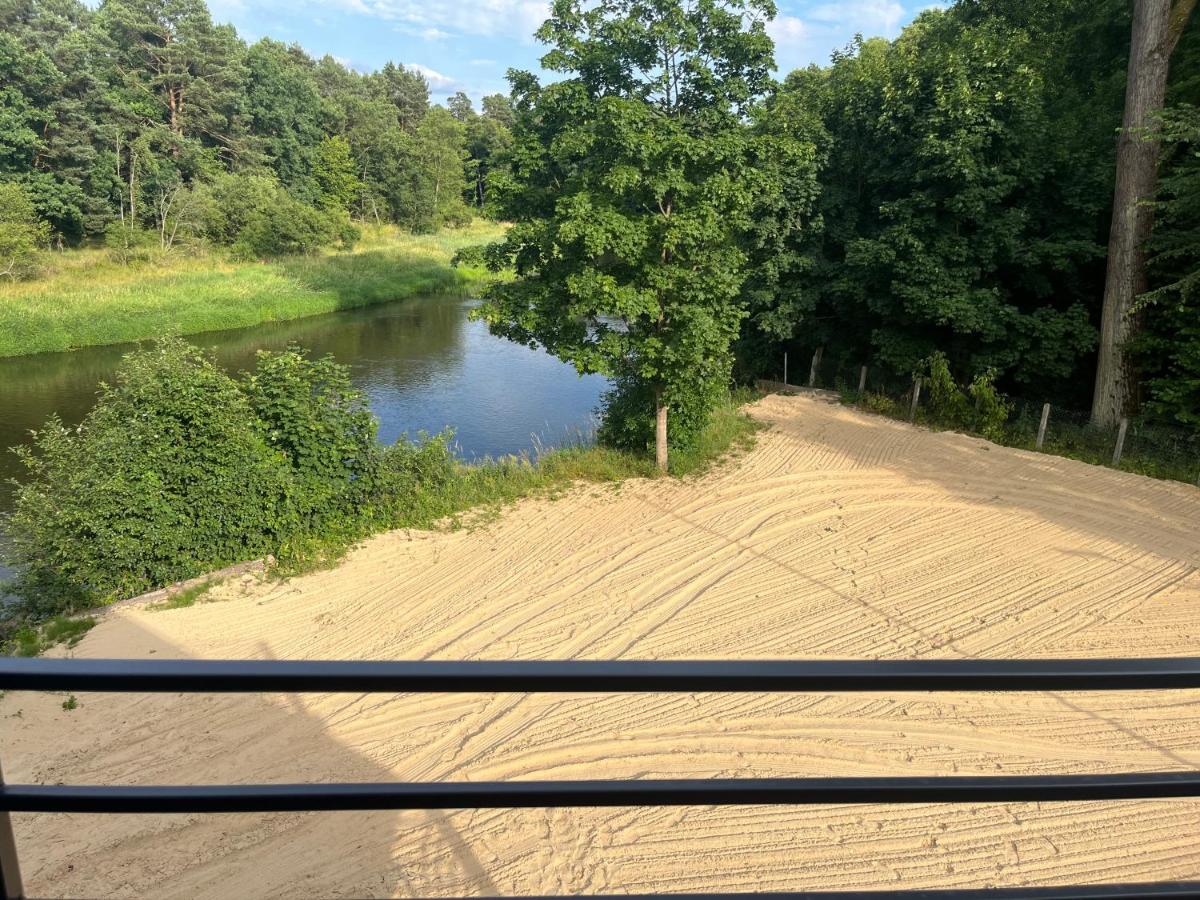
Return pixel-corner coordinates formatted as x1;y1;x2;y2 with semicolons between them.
0;0;512;247
479;0;792;469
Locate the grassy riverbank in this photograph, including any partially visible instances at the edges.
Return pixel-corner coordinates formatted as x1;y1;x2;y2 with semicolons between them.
0;222;504;358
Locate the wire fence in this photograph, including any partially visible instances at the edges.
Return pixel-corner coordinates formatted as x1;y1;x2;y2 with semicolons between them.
771;352;1200;488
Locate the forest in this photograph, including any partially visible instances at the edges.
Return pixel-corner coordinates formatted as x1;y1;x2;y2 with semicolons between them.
0;0;511;260
477;0;1200;465
1;0;1199;438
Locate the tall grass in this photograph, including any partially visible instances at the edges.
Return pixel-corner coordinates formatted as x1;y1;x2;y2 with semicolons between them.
0;222;505;357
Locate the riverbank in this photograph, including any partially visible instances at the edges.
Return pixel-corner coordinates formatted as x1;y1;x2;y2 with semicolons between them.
1;389;757;650
8;393;1199;896
0;222;504;358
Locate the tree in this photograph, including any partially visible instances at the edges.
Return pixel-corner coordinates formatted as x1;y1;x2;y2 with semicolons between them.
0;180;51;279
1137;104;1200;425
1093;0;1198;426
464;94;514;210
447;91;474;122
0;0;107;239
244;38;323;197
414;106;471;230
94;0;249;159
743;7;1115;399
738;66;827;352
480;0;776;471
313;135;360;211
370;61;429;132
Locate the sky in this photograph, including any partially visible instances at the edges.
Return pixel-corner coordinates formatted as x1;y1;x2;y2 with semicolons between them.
205;0;941;105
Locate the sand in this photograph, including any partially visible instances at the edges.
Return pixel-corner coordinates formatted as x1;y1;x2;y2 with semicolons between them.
4;393;1200;897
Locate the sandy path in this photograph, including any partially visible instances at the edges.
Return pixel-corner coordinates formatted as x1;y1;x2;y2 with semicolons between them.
4;393;1200;897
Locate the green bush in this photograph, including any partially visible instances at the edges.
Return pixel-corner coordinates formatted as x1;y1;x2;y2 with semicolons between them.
922;352;971;426
198;173;360;259
968;370;1013;442
598;372;725;456
2;338;466;613
245;345;381;527
0;181;51;280
4;339;293;612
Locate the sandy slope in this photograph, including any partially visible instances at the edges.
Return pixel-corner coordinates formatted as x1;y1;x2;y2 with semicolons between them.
5;393;1200;898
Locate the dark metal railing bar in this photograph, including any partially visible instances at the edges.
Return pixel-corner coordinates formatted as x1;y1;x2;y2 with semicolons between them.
4;657;1200;694
516;889;1200;900
3;773;1200;815
2;658;1199;900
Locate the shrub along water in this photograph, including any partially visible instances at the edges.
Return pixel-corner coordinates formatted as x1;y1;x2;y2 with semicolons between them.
1;338;758;641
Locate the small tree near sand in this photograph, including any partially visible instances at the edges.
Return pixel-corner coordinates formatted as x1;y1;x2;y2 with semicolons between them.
478;0;776;471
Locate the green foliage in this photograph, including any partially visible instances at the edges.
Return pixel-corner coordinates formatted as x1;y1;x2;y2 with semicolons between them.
915;351;1013;441
313;135;361;212
481;0;777;463
0;181;50;280
62;694;78;710
4;615;95;657
923;352;971;426
968;370;1013;442
0;0;506;251
245;345;380;527
231;199;355;259
741;0;1138;406
0;222;502;357
1139;105;1200;427
598;374;726;454
103;220;156;265
3;335;758;619
5;338;292;612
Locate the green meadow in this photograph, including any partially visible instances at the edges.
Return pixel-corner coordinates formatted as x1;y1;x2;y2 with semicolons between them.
0;222;504;358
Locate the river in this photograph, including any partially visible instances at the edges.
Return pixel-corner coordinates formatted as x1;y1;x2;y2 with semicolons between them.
0;295;610;587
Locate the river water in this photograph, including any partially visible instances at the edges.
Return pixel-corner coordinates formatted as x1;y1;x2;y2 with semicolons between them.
0;295;610;586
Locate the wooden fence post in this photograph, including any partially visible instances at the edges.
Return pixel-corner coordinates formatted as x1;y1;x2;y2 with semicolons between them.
809;347;823;388
858;365;868;393
909;377;922;423
1036;403;1051;451
1112;418;1129;467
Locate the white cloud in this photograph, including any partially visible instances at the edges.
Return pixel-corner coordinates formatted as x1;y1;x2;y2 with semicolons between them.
807;0;905;36
406;63;461;92
327;0;550;41
766;14;807;47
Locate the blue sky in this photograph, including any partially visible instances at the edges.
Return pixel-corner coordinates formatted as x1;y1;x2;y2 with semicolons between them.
207;0;940;105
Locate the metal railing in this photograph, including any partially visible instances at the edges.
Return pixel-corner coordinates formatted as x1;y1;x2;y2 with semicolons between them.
1;657;1199;899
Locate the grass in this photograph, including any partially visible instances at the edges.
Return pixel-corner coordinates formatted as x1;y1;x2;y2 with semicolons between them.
0;221;505;357
7;615;96;657
148;578;224;611
408;388;759;520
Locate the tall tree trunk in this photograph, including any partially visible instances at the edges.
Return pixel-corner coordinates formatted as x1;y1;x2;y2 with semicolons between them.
129;148;137;222
1093;0;1196;426
654;387;669;474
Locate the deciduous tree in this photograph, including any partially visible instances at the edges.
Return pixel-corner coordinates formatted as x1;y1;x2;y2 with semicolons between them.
480;0;776;471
